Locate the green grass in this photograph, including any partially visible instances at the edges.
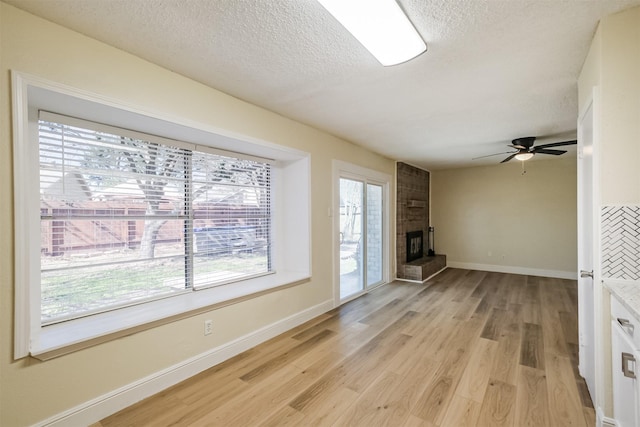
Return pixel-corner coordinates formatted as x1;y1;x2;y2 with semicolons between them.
41;253;269;322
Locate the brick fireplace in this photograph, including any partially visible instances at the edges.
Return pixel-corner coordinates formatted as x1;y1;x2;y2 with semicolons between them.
396;162;445;281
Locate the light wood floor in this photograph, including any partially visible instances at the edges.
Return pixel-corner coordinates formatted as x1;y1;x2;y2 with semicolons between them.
98;268;595;426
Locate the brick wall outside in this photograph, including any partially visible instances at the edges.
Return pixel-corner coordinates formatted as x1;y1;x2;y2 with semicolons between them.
366;184;383;284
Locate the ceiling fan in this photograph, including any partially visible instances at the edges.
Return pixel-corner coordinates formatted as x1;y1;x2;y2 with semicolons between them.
476;136;577;163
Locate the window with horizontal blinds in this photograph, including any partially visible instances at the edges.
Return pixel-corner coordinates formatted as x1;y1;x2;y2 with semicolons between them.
39;112;272;325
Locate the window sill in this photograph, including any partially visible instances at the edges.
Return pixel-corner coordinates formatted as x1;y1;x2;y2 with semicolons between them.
31;271;311;360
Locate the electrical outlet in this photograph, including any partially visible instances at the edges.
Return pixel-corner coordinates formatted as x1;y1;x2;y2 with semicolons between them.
204;319;213;336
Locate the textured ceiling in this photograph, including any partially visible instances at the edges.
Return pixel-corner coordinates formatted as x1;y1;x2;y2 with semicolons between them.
7;0;640;170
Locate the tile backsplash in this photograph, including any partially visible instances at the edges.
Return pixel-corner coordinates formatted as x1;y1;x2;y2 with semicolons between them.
601;205;640;280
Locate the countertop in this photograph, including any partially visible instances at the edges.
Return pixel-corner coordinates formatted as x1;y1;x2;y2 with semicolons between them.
604;279;640;321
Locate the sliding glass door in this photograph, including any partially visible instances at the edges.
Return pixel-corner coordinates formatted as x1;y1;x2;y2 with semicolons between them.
339;178;385;300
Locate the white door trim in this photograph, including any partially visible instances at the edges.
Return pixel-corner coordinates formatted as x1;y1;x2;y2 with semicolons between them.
577;85;603;411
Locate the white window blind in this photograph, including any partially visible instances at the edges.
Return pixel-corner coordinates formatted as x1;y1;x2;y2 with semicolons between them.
39;112;272;325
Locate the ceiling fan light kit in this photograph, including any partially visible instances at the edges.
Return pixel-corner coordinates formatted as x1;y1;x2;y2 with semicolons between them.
317;0;426;66
515;151;534;161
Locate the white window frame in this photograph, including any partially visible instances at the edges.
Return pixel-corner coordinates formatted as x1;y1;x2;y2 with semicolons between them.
12;71;311;360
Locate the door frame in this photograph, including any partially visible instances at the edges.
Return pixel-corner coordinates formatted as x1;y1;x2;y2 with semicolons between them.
332;160;391;307
577;86;603;411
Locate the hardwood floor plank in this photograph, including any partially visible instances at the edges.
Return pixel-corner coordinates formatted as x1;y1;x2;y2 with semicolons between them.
559;310;579;345
583;407;596;426
546;352;588;426
520;322;545;370
336;282;421;326
438;320;484;381
490;274;512;310
260;351;345;412
401;304;442;337
302;386;360;426
452;270;487;303
470;279;489;299
287;312;334;340
258;405;306;427
187;364;302;426
198;335;302;385
99;270;592;427
358;298;405;326
489;315;521;385
289;317;414;412
386;328;442;378
508;274;528;305
411;374;454;424
403;414;437;427
476;379;517;426
522;301;541;325
167;378;249;424
453;295;482;321
334;370;410;426
515;365;550;426
480;308;506;341
239;328;335;383
541;306;569;356
472;296;491;317
423;318;463;362
524;276;541;304
456;337;498;402
440;395;481;427
287;364;349;413
290;322;368;368
391;357;442;412
406;287;446;314
290;314;338;341
101;392;188;426
345;332;413;393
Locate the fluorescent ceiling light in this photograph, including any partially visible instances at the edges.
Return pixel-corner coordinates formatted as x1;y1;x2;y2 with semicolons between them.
317;0;427;66
515;152;534;161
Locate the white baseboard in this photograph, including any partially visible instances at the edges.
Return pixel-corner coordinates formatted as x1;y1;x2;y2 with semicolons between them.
597;406;617;426
36;299;334;427
447;261;578;280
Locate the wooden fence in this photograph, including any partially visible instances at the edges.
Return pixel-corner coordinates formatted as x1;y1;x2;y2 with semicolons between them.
40;200;269;256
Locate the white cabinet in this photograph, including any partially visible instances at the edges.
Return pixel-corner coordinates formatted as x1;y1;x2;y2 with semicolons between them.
611;296;640;427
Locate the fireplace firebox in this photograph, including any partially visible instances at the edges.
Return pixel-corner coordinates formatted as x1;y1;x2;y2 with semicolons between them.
406;230;424;263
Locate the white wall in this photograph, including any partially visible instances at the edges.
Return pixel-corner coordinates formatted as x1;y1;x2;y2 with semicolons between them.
598;7;640;206
432;157;577;278
0;4;395;425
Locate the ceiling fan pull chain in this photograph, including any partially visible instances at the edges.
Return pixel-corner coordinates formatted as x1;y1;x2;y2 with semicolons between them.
521;161;527;175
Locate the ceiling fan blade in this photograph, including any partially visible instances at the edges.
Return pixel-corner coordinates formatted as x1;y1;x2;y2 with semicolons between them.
500;153;517;163
509;144;526;150
535;139;577;149
534;148;567;155
472;151;516;160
